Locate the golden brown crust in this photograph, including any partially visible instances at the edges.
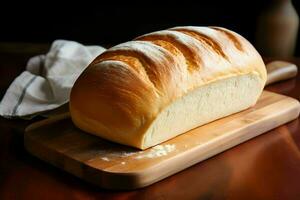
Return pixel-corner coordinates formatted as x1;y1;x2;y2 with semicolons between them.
69;26;267;148
171;29;229;60
210;26;243;51
136;31;203;72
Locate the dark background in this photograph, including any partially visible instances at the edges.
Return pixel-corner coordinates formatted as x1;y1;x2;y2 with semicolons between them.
0;0;300;55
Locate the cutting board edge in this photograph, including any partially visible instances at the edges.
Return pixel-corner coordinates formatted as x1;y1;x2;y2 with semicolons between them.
101;96;300;188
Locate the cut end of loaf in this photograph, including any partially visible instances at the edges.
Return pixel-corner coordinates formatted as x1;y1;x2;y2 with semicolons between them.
140;74;264;149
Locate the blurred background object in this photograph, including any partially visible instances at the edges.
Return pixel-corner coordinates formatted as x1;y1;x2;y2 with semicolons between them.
0;1;299;56
256;0;299;58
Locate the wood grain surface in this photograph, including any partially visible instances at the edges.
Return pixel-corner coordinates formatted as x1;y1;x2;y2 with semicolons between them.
24;91;300;189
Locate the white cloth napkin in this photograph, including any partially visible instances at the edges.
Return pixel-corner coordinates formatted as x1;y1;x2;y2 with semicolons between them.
0;40;106;119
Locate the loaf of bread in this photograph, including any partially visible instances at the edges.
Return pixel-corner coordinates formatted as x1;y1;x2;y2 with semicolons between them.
70;26;267;150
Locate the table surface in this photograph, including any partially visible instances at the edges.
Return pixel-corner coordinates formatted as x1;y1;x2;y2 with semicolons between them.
0;49;300;200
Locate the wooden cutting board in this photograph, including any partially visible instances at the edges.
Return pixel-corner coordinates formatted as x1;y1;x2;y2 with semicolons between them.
24;91;300;190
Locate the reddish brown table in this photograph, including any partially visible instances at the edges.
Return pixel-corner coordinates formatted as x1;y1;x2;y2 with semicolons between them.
0;51;300;200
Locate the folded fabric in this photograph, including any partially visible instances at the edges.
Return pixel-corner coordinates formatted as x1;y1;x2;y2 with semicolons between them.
0;40;106;119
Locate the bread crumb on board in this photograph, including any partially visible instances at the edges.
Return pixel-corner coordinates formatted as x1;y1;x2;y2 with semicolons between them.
99;144;176;162
101;157;110;161
134;144;176;159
